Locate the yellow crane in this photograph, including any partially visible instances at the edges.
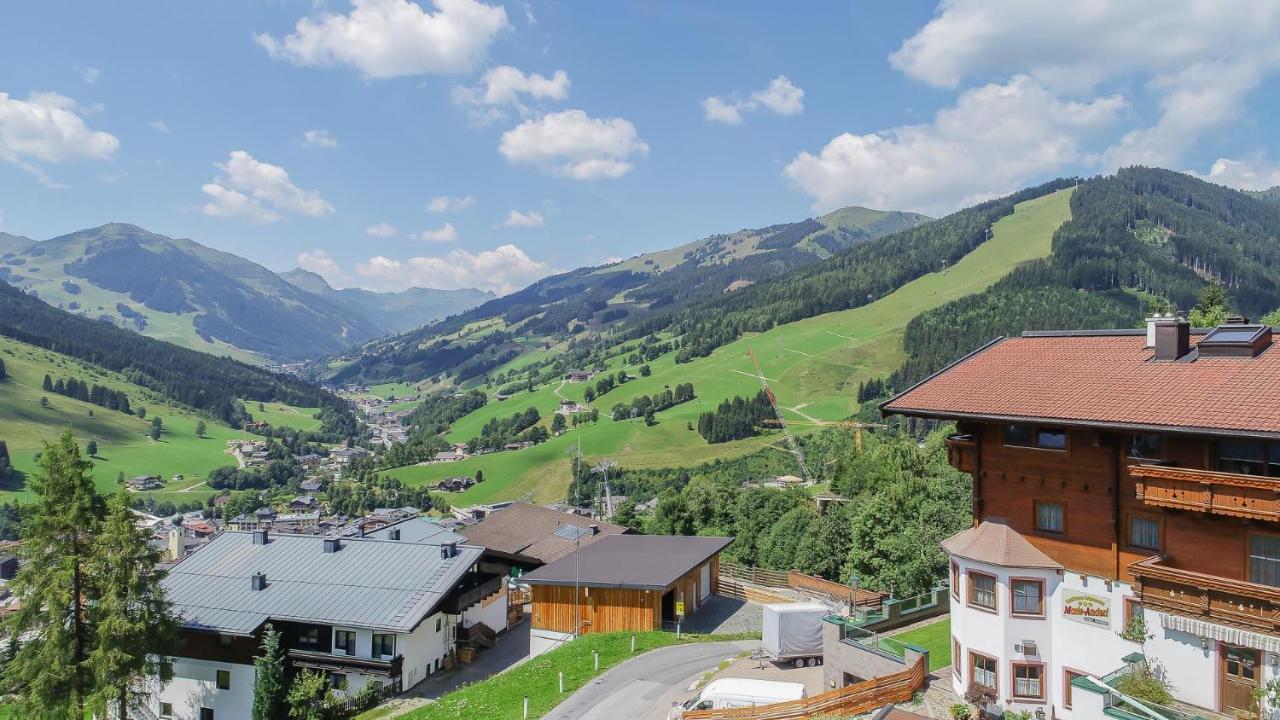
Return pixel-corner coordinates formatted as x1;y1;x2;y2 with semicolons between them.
762;418;885;451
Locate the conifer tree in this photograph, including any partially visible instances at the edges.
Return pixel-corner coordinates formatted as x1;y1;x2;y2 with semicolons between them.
5;429;104;718
252;625;288;720
86;440;98;457
87;490;177;720
41;374;52;392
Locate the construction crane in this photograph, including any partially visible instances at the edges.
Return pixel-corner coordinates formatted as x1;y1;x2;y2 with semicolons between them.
746;348;812;484
762;418;886;452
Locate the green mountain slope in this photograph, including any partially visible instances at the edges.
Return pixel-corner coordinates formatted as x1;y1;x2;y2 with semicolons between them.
280;268;494;335
1;224;492;363
375;188;1073;504
326;205;933;385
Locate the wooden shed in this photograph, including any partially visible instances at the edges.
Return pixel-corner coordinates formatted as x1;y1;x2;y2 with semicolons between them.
523;534;732;650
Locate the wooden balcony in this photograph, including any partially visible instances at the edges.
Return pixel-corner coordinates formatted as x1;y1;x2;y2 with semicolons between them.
945;434;977;473
1130;463;1280;521
287;648;402;678
1130;555;1280;635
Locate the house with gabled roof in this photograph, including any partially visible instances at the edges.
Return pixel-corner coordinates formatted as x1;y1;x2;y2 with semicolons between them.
154;529;495;720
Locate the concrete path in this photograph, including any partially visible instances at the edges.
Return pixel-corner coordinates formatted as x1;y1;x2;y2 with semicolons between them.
543;639;757;720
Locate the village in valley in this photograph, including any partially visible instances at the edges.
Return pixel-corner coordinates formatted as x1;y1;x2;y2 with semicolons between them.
3;3;1280;720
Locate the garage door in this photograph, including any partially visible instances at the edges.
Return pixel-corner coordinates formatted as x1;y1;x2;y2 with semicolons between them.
700;563;711;601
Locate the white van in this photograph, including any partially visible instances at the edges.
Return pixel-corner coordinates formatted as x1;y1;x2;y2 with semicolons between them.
668;678;806;718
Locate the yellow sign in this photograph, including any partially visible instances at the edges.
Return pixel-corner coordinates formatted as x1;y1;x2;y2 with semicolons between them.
675;601;685;617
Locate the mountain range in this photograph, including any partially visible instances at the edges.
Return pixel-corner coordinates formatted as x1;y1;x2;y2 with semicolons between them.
0;224;491;363
324;205;932;383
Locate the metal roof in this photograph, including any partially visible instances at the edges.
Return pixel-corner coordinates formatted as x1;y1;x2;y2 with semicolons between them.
522;534;733;590
361;517;467;545
162;531;482;636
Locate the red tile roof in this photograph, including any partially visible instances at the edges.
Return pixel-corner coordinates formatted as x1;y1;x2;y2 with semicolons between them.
884;332;1280;437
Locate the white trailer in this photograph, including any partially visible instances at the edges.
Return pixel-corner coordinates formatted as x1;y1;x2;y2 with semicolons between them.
761;602;827;668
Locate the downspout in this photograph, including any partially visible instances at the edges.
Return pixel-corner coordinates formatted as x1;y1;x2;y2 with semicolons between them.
1111;431;1122;580
971;423;983;526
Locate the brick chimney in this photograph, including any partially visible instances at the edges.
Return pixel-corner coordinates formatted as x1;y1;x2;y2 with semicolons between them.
1153;316;1191;361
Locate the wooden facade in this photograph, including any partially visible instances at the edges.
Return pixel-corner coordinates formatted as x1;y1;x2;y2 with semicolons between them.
530;555;719;635
950;421;1280;626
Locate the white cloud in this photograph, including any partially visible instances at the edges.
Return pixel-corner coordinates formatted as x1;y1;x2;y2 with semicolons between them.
426;194;477;212
453;65;569;122
256;0;509;79
149;120;169;133
0;91;119;188
784;76;1123;214
500;209;544;228
365;222;398;237
1192;156;1280;191
703;76;804;124
355;243;556;294
302;129;339;149
702;97;743;125
297;249;347;285
499;109;648;180
417;222;459;242
79;67;100;84
201;150;333;223
889;1;1280;171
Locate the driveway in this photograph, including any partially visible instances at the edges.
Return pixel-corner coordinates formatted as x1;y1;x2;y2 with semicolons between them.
679;596;763;635
405;619;531;700
543;639;757;720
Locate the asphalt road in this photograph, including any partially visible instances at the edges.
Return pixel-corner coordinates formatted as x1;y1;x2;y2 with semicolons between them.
543;639;759;720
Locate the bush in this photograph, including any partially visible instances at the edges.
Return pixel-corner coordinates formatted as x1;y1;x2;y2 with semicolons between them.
1114;662;1175;706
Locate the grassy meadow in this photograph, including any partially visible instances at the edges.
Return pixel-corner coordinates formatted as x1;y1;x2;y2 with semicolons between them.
0;336;317;504
382;188;1074;505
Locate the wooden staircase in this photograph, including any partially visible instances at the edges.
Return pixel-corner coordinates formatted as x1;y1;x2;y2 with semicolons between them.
459;622;497;649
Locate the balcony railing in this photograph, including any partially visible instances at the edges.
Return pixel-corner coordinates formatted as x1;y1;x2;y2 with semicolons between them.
945;434;976;473
1130;463;1280;522
287;648;403;677
439;572;504;614
1130;555;1280;634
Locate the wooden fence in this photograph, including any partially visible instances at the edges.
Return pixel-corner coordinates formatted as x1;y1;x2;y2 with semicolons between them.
720;561;790;588
787;571;884;608
508;587;531;606
717;576;794;605
683;654;927;720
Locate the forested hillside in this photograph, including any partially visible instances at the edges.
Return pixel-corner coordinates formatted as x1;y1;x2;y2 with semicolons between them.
324;204;931;385
0;279;353;430
0;223;492;362
886;167;1280;395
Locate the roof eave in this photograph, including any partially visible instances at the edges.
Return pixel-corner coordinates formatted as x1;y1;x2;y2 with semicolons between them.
878;407;1280;441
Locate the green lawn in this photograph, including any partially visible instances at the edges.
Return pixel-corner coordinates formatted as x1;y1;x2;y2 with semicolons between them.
891;617;951;671
248;399;323;431
368;631;752;720
0;335;313;504
381;188;1074;506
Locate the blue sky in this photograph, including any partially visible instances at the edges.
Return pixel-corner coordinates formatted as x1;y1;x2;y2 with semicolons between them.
2;1;1280;294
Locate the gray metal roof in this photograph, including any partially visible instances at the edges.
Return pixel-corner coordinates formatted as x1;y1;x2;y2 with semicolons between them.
523;534;733;590
162;531;482;636
361;517;467;545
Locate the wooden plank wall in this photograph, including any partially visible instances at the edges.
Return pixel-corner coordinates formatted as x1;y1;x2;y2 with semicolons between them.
967;421;1260;584
531;584;658;634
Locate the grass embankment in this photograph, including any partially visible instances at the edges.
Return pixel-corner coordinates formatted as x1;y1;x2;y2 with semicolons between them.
381;188;1074;505
891;617;951;671
0;336;319;504
364;631;753;720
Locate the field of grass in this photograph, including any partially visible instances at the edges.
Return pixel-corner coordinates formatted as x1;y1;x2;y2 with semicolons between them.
0;336;314;504
382;188;1074;506
249;399;323;431
366;631;752;720
891;617;951;671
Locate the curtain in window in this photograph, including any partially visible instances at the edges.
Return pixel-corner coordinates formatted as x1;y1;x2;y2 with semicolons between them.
1251;535;1280;587
1013;581;1041;614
